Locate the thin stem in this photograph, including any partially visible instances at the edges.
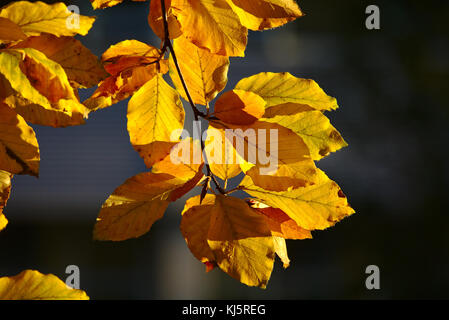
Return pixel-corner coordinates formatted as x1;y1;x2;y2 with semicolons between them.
160;0;225;195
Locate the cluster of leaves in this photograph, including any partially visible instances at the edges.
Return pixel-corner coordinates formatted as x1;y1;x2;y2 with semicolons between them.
0;0;106;299
0;0;108;231
88;0;355;288
0;0;354;298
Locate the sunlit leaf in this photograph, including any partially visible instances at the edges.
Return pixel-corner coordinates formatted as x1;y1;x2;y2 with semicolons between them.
207;195;275;288
127;73;184;158
214;89;265;125
94;162;203;241
84;40;168;110
263;103;347;160
240;169;355;231
235;72;338;111
0;1;95;37
0;49;89;127
0;103;39;177
170;36;229;106
0;170;12;232
204;126;241;181
12;34;108;88
91;0;146;9
148;0;182;39
226;0;303;31
250;200;312;239
0;17;26;43
171;0;248;57
0;270;89;300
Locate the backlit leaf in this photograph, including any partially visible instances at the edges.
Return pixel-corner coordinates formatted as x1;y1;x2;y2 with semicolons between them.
0;1;95;37
207;195;275;288
127;73;184;155
91;0;146;9
12;34;108;89
210;120;310;175
263;103;347;160
180;194;216;266
250;200;312;239
84;40;168;110
240;169;355;231
170;36;229;106
94;163;203;241
0;49;89;127
0;17;26;43
204;126;241;181
235;72;338;110
171;0;248;57
226;0;303;31
0;270;89;300
148;0;182;39
214;89;265;125
0;170;12;232
0;103;39;177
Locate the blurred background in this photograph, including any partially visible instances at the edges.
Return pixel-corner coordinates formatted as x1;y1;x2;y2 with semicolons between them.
0;0;448;299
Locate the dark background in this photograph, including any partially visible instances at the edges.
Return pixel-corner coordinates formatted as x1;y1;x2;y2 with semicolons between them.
0;0;448;299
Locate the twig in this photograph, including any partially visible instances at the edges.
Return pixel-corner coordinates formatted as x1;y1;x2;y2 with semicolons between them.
160;0;225;195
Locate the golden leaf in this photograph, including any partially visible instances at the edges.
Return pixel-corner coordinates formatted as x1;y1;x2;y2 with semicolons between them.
0;170;12;232
235;72;339;110
263;103;347;160
0;17;26;43
0;270;89;300
240;169;355;231
214;89;266;125
226;0;303;31
0;103;39;177
148;0;182;39
12;34;108;88
171;0;248;57
170;36;229;105
0;1;95;37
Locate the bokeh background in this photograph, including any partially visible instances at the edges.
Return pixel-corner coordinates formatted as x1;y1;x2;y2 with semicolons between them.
0;0;448;299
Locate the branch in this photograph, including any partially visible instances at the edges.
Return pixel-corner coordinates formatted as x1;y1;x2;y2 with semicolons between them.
160;0;225;195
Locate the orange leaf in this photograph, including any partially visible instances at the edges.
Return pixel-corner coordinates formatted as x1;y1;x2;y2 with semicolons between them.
214;89;266;125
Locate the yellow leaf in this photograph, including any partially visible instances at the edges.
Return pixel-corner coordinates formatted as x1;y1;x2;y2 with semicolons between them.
0;49;89;127
207;195;275;288
101;40;163;76
127;73;184;151
0;17;26;43
0;270;89;300
244;160;317;192
0;103;39;177
134;141;179;169
210;120;310;175
152;138;203;179
0;1;95;37
240;169;355;231
0;170;12;232
84;40;168;110
91;0;146;9
171;0;248;57
12;34;108;88
226;0;303;31
180;194;216;265
214;89;266;125
250;200;312;239
263;103;348;160
204;126;241;181
235;72;338;110
94;165;203;241
148;0;182;39
170;36;229;105
273;236;290;268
